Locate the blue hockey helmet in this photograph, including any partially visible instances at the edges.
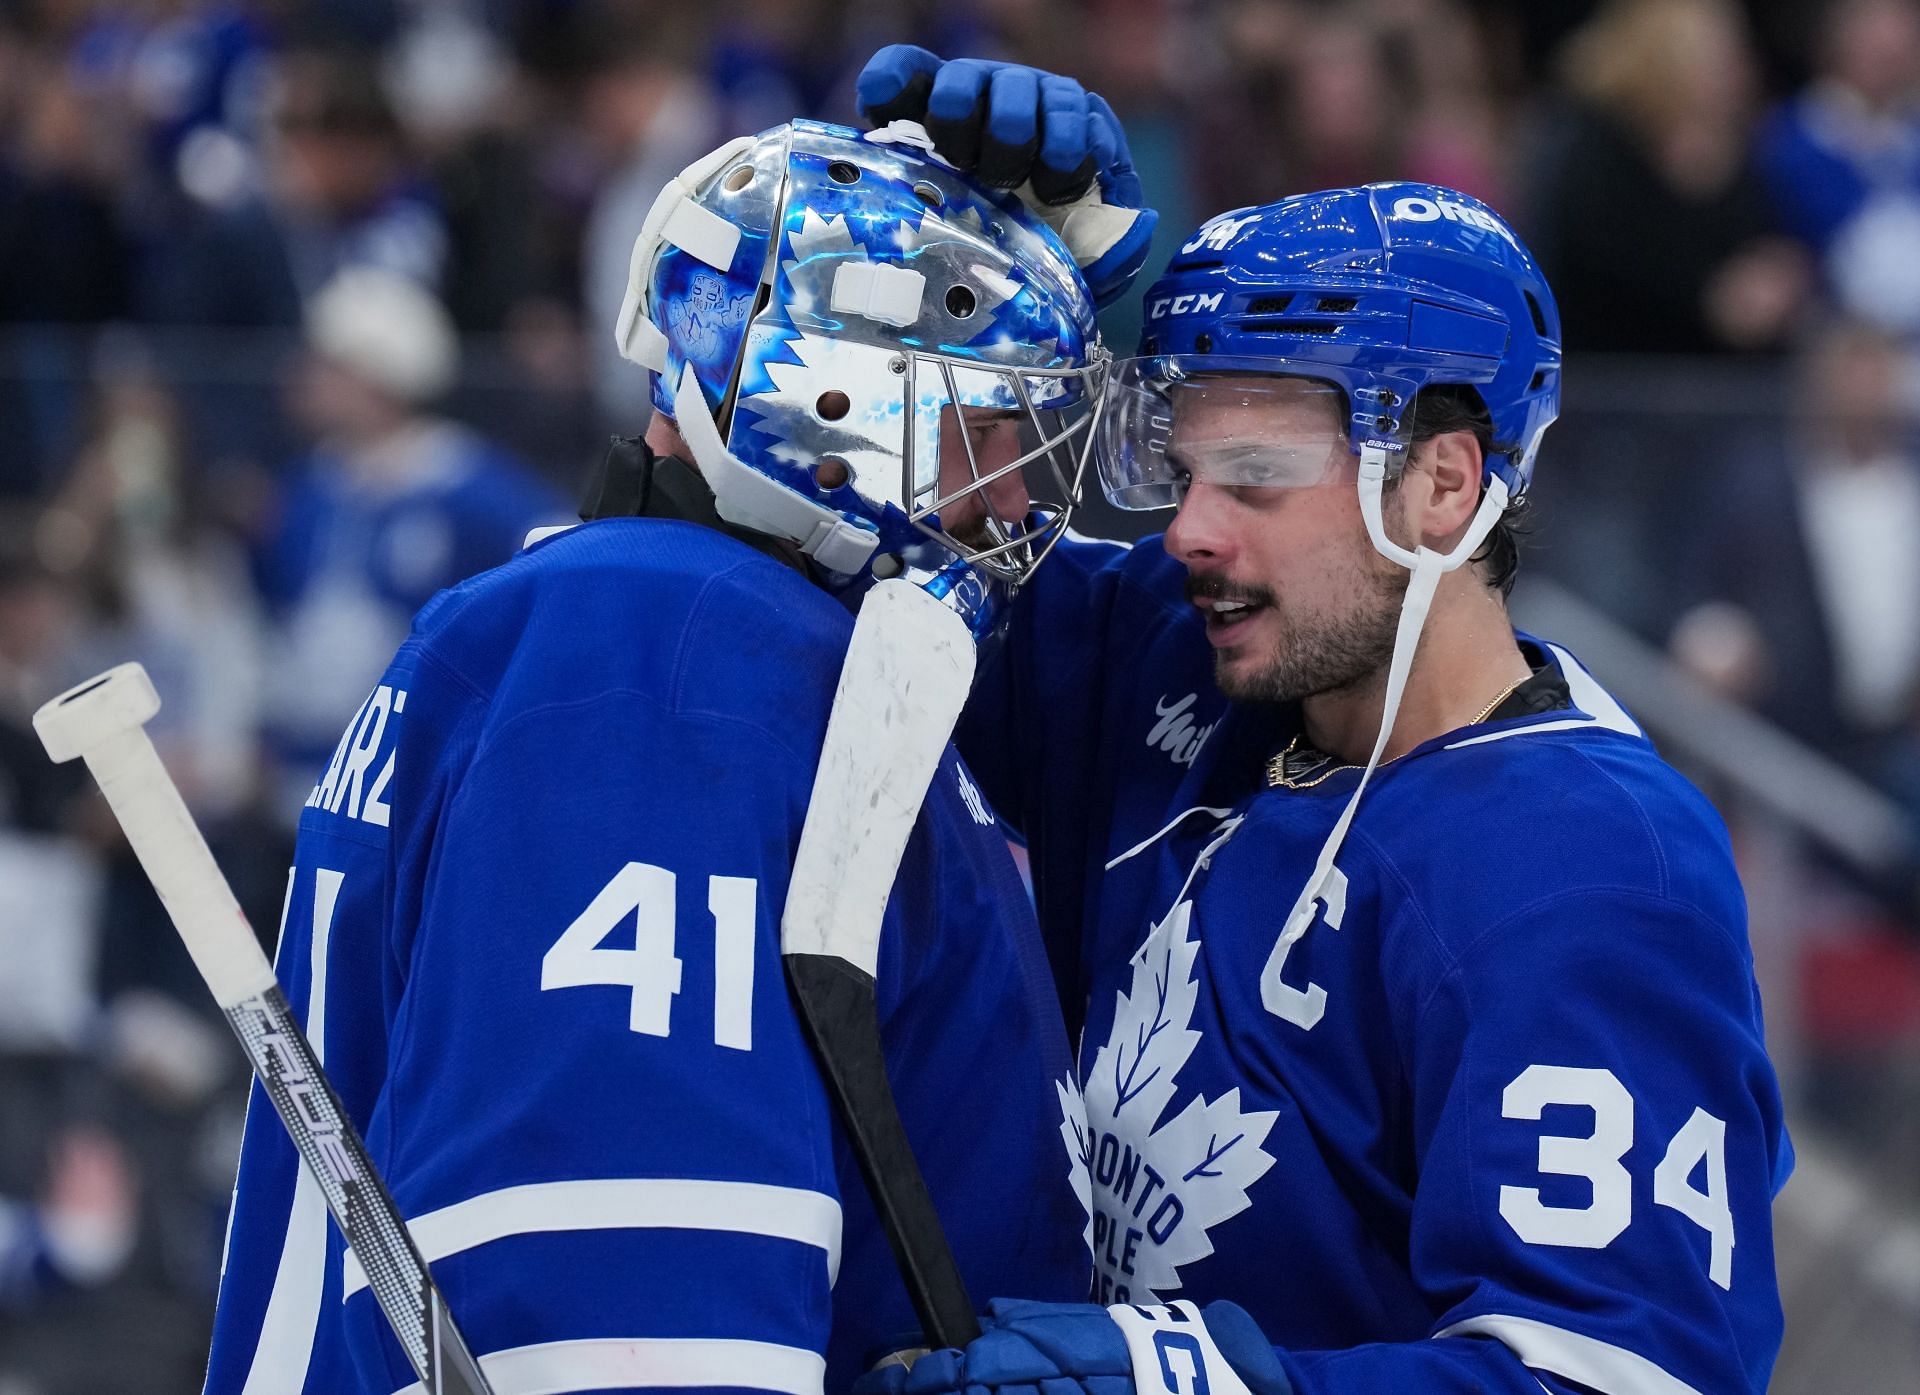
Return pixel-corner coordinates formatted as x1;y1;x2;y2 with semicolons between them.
1097;182;1561;515
615;118;1107;606
1098;187;1565;998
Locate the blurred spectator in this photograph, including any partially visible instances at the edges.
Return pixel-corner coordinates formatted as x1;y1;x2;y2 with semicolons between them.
0;35;136;494
1190;2;1382;213
65;0;275;214
710;0;843;136
0;1128;137;1312
35;346;267;824
0;39;133;325
1380;0;1512;207
143;44;447;326
1187;1;1511;218
1671;320;1920;757
389;0;551;334
1526;0;1812;353
580;15;718;426
1759;0;1920;335
1279;11;1403;191
254;267;568;818
0;528;100;1059
0;534;85;832
0;530;206;1394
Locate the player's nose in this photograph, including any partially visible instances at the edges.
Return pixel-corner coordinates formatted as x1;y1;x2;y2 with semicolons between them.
1165;479;1236;566
983;462;1031;525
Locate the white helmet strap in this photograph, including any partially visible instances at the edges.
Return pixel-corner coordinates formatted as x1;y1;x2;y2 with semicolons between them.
670;364;879;576
614;136;756;372
1261;446;1511;1019
1358;443;1510;572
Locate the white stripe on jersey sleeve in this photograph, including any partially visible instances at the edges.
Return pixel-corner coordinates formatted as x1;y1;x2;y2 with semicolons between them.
341;1177;843;1300
386;1335;826;1395
1434;1313;1702;1395
239;867;345;1395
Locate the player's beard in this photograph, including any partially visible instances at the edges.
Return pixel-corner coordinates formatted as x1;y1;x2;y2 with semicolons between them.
1203;550;1408;706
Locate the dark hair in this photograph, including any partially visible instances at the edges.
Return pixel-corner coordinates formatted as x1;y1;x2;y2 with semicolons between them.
1403;383;1529;597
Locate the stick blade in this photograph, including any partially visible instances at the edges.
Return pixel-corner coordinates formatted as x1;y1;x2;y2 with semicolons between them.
781;579;975;977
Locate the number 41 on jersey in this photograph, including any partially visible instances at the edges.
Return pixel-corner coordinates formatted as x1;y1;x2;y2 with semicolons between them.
541;861;758;1049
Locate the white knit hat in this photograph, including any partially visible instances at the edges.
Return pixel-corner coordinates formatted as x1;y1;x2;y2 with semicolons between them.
305;266;459;403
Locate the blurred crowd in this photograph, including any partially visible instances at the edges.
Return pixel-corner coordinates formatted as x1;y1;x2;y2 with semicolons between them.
5;0;1920;1389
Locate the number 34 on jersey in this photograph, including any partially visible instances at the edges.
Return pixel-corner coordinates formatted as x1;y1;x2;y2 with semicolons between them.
1500;1062;1734;1290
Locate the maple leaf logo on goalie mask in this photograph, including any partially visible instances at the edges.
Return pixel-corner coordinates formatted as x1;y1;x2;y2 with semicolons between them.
1080;893;1279;1303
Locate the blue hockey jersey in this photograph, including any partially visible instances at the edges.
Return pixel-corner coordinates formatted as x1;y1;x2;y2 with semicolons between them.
204;516;1089;1395
958;533;1792;1395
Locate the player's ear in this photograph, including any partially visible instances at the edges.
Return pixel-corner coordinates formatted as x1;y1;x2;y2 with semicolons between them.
1408;429;1483;546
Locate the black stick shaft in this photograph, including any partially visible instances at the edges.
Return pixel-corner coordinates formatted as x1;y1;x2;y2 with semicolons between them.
786;953;982;1351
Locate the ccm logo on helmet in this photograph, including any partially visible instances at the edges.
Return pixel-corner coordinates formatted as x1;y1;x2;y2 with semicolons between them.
1148;291;1225;320
1389;195;1521;250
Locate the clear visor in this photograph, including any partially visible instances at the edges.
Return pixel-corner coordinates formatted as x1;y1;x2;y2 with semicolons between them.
1096;356;1412;511
904;348;1109;584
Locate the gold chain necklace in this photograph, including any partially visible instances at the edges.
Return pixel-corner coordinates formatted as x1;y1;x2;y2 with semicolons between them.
1468;673;1531;727
1267;673;1533;789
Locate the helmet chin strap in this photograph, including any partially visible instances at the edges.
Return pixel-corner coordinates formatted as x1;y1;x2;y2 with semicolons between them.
1260;444;1510;1018
670;363;879;576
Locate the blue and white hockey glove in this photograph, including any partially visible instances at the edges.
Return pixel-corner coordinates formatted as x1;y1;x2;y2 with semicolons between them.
856;45;1159;309
856;1298;1293;1395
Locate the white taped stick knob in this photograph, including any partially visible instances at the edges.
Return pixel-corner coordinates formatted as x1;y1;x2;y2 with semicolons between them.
33;662;276;1008
34;663;161;764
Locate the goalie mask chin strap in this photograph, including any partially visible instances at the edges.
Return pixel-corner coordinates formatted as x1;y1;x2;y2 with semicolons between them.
576;434;810;575
1260;446;1509;1018
670;363;880;576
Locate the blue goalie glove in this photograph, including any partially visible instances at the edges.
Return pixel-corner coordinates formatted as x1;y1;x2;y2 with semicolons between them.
857;1298;1294;1395
857;45;1159;309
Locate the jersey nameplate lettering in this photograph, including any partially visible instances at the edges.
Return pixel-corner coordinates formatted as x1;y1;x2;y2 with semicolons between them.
307;685;408;826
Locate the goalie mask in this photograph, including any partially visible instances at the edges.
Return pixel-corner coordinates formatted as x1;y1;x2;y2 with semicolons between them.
615;118;1109;619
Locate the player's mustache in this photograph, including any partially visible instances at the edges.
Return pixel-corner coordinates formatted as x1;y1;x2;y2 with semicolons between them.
1185;572;1275;608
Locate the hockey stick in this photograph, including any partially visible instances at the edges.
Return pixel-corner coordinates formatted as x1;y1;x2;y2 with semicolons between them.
782;578;984;1351
34;664;495;1395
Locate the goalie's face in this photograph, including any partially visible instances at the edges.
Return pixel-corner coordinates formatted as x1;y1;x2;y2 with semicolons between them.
1162;377;1407;704
930;405;1036;554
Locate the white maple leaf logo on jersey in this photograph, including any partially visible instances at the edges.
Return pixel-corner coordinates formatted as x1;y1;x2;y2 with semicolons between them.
1057;1075;1094;1257
1081;896;1278;1302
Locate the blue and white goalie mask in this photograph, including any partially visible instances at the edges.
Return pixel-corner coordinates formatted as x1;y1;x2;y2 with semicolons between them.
615;119;1109;590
